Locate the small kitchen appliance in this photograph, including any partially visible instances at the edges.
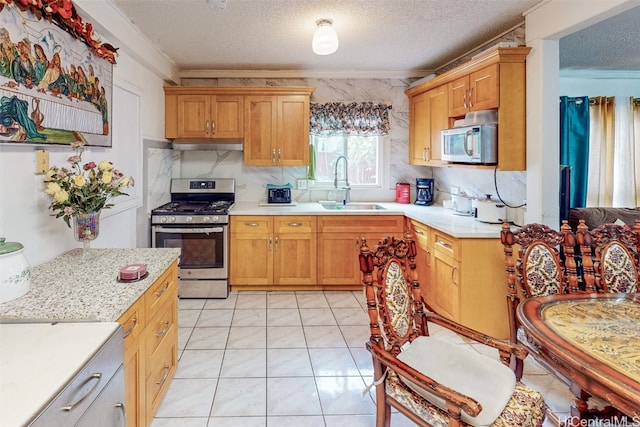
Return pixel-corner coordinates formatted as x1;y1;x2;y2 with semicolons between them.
472;195;507;223
395;183;410;204
151;178;235;298
451;193;473;216
267;183;292;204
415;178;434;206
441;124;498;164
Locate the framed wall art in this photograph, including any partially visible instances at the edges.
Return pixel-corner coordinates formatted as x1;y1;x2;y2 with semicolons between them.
0;0;118;147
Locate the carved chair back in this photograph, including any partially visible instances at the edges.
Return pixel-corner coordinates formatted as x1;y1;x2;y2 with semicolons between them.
576;220;640;293
358;231;428;355
501;221;578;344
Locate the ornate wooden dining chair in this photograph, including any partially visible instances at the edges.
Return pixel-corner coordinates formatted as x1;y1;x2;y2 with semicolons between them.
576;219;640;293
501;221;579;350
359;231;546;427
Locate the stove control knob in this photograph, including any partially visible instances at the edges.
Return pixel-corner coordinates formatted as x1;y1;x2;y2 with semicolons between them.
212;216;219;223
202;216;210;223
160;217;167;223
170;216;176;223
186;216;193;223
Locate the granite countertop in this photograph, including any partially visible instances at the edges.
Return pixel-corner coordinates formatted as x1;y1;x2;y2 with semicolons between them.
0;248;181;322
0;322;121;427
231;201;504;238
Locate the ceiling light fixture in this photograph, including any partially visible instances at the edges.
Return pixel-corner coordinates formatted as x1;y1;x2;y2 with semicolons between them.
312;19;339;56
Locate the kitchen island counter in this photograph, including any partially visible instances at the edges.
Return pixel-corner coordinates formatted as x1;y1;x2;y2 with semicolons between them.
0;248;181;322
231;201;503;238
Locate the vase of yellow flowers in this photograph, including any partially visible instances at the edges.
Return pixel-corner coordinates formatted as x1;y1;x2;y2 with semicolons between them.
44;141;134;259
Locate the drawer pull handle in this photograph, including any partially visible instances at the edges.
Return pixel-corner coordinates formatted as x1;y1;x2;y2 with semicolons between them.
156;365;171;385
245;222;260;227
62;373;102;411
156;321;170;338
437;240;452;250
115;402;127;426
155;284;169;297
122;317;137;338
414;229;424;235
288;222;302;227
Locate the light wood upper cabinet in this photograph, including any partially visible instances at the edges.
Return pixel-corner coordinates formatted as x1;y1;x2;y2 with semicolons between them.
405;47;530;171
166;93;243;139
164;86;314;165
408;85;448;166
448;64;499;117
244;94;311;166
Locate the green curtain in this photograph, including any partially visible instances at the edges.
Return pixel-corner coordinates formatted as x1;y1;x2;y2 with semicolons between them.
560;96;590;208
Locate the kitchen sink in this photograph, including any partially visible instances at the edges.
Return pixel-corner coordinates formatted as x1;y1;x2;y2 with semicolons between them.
320;202;386;211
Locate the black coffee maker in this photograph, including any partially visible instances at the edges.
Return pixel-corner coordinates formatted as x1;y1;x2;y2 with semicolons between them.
415;178;434;206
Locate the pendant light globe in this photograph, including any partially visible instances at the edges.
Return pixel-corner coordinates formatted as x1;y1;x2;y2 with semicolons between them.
312;19;339;55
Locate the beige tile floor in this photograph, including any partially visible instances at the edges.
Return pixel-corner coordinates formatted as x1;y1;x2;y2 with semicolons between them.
152;291;575;427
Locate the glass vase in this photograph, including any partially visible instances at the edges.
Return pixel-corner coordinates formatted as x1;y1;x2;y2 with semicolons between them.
72;211;101;260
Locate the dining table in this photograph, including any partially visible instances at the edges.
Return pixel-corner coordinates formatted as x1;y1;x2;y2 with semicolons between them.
516;292;640;423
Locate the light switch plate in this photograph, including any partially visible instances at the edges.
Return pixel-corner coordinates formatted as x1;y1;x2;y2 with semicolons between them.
35;149;49;174
297;179;308;190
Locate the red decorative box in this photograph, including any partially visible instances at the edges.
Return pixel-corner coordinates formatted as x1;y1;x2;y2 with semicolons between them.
118;263;148;282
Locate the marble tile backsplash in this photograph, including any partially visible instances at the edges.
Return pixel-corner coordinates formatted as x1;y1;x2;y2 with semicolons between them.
151;77;525;207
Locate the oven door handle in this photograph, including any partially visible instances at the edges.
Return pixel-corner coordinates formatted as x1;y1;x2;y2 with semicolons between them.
154;227;225;234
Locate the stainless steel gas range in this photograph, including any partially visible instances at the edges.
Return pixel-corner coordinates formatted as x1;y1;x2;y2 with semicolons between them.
151;178;234;298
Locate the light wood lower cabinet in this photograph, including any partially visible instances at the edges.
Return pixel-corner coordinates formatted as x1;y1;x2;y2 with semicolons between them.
230;216;317;288
408;219;509;339
117;260;178;427
317;215;405;289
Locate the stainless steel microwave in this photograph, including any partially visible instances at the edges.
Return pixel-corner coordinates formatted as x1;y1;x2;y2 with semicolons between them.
441;124;498;164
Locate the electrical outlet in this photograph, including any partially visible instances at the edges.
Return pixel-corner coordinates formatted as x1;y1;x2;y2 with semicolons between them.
297;179;308;190
35;149;49;174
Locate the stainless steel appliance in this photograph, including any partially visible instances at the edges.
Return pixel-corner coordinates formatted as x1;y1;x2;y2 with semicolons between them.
441;124;498;164
151;178;234;298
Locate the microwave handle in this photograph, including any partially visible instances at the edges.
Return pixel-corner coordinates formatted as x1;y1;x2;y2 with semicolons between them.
464;129;475;156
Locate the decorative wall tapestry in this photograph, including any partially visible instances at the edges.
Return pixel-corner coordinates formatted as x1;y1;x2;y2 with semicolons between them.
0;0;118;146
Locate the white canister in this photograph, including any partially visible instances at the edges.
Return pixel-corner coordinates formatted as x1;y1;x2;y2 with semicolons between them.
473;195;507;223
0;238;31;303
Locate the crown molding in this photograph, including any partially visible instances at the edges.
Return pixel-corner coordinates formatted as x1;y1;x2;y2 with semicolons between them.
178;69;433;80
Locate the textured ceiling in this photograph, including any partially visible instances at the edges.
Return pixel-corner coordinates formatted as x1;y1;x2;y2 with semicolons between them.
559;4;640;72
112;0;640;75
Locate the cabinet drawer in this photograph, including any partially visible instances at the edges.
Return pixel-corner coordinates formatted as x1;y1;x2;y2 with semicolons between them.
146;263;178;321
274;216;316;234
75;365;126;427
409;220;431;250
318;215;404;233
145;328;177;418
117;298;144;357
30;328;123;427
231;216;271;233
433;231;459;260
145;298;177;364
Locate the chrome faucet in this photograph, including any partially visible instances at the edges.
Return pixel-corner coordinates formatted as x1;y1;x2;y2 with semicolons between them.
334;155;351;203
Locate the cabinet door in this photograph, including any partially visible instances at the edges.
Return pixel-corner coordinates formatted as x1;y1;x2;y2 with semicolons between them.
230;232;273;285
428;86;448;164
212;95;244;138
409;220;432;304
274;233;317;285
469;64;499;111
177;95;211;138
117;300;145;427
409;91;429;165
432;250;460;321
448;76;470;117
277;95;310;166
317;232;361;286
244;96;277;165
408;87;447;166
